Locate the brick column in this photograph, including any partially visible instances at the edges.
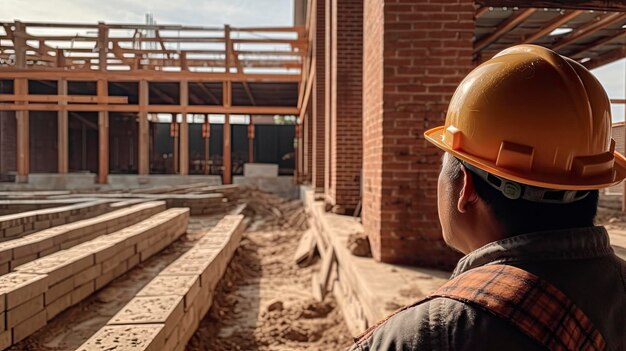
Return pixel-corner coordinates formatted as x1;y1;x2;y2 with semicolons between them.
362;0;474;267
325;0;363;214
312;0;326;193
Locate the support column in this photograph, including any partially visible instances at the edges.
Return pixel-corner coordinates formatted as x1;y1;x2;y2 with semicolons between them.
203;115;210;175
326;0;363;214
14;21;28;183
58;79;68;174
248;121;254;163
172;119;179;174
223;25;233;185
362;0;474;267
312;0;326;193
138;80;149;175
179;81;189;176
97;79;109;184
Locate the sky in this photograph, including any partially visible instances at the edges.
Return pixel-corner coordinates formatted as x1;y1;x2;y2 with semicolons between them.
1;0;625;120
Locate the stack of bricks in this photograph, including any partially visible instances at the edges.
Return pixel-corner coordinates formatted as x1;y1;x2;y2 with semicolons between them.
0;208;189;350
361;0;474;267
0;198;81;215
160;194;226;215
78;214;245;351
0;200;111;240
0;201;166;274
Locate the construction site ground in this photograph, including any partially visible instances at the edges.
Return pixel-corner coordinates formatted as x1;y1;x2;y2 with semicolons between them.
5;188;351;351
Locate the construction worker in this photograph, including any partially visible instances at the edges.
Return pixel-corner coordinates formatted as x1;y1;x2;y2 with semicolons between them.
350;45;626;350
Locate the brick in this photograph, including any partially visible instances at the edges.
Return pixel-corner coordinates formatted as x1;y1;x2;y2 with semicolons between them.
74;264;101;288
137;275;200;311
101;246;135;273
15;251;94;285
46;293;72;321
0;272;47;309
109;295;183;341
0;331;9;350
77;324;166;351
7;294;44;328
12;308;46;343
71;281;95;304
45;276;73;305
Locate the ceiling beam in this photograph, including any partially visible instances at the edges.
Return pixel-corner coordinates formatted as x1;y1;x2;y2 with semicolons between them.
475;8;537;52
582;45;626;69
195;82;221;105
476;7;490;19
521;10;584;44
570;29;626;58
476;0;626;12
552;12;626;51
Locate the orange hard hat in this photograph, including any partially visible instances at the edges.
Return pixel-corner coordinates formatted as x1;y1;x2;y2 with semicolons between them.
425;44;626;190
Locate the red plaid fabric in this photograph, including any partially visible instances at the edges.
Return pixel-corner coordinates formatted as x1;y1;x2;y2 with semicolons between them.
356;264;606;351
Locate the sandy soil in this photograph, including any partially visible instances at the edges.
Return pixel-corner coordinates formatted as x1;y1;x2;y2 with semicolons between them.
10;215;223;351
187;191;352;351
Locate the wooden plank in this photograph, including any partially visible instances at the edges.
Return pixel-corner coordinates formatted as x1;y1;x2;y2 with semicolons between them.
293;229;317;266
98;23;108;71
179;81;189;176
552;13;626;51
97;79;108;184
0;70;302;82
0;94;128;104
475;9;536;52
138;80;149;176
583;45;626;70
570;30;626;58
521;10;583;44
475;0;626;11
0;104;299;115
58;79;68;174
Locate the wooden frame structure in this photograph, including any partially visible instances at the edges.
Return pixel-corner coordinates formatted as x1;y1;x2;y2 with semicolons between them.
0;21;308;184
474;3;626;69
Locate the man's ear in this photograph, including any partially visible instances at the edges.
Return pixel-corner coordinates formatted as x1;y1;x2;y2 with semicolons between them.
458;165;479;213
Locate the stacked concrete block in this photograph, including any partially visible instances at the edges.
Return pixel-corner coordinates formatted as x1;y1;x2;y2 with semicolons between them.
161;194;226;215
0;200;111;240
0;198;81;215
77;325;166;351
0;272;48;348
80;214;245;351
0;208;189;350
0;201;166;273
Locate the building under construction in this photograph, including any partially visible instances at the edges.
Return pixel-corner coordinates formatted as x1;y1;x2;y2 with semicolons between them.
0;0;624;349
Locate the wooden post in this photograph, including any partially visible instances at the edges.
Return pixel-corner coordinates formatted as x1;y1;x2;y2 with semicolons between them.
172;118;179;174
58;79;68;174
223;25;233;184
97;79;109;184
14;22;28;183
248;121;255;163
179;81;189;176
138;80;149;175
203;115;210;175
97;23;109;184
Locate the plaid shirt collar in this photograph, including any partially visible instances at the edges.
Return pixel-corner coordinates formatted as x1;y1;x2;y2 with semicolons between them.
452;226;614;278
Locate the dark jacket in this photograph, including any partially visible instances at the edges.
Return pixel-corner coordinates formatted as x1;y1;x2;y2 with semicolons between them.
350;227;626;350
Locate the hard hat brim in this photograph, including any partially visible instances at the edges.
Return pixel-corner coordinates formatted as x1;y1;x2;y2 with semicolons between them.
424;125;626;190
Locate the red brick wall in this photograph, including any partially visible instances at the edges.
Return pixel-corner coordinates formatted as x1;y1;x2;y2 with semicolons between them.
327;0;363;211
312;0;326;192
0;111;17;175
363;0;474;267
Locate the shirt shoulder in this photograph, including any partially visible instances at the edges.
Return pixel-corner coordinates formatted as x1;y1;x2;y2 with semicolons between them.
350;297;541;351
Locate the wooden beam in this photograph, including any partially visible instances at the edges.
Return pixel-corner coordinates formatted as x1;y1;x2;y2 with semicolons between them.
521;10;584;44
475;0;626;12
583;45;626;69
179;80;189;176
97;79;108;184
138;80;149;176
298;60;315;121
0;70;302;82
223;80;232;185
570;29;626;58
58;79;68;174
475;8;537;52
611;99;626;104
15;78;29;183
0;94;128;104
552;13;626;51
0;103;299;115
98;22;108;71
476;7;489;19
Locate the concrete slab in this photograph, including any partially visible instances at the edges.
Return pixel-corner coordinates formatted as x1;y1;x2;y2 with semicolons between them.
109;295;184;339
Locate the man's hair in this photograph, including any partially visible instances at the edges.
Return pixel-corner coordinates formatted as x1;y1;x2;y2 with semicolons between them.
446;156;598;235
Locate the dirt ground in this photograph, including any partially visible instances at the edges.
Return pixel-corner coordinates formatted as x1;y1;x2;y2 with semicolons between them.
10;214;223;351
187;190;352;351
